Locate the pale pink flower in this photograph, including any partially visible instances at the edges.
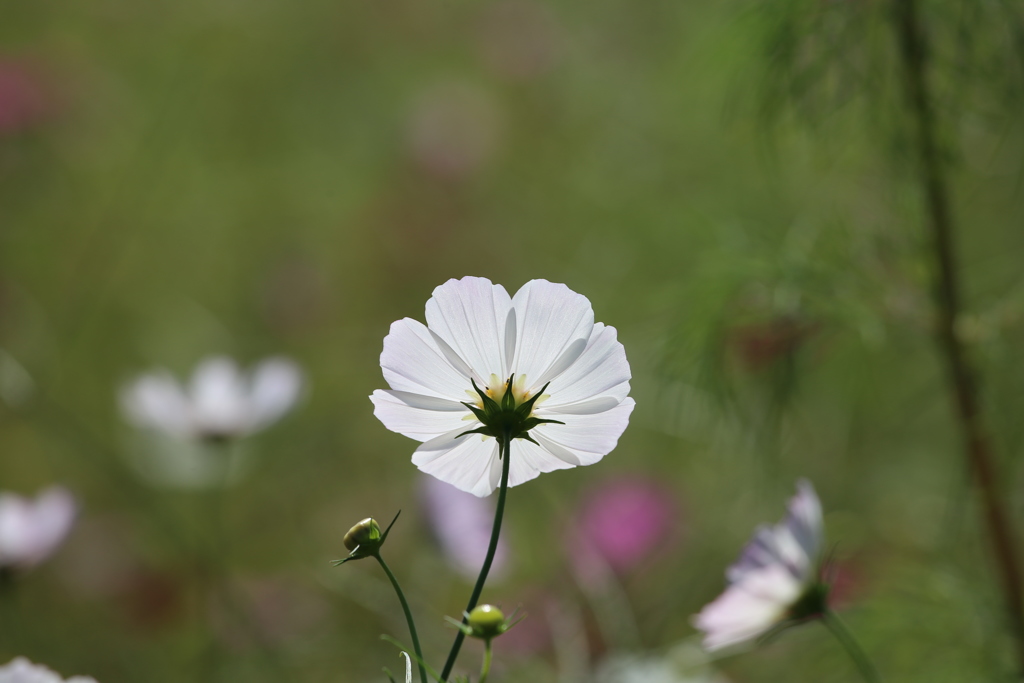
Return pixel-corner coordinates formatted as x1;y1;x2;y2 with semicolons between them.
693;480;824;651
0;487;76;570
419;475;509;580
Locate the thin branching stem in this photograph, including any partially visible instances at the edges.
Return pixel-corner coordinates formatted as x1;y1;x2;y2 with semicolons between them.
439;433;512;682
375;554;428;683
891;0;1024;673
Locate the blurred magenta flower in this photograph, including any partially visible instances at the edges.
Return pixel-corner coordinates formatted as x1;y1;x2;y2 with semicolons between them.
0;487;75;570
370;276;634;496
120;356;303;441
0;658;96;683
419;475;509;580
569;477;679;582
0;60;48;135
693;480;825;651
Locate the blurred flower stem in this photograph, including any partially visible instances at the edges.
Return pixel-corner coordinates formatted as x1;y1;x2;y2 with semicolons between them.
0;567;24;653
822;610;881;683
374;554;427;683
439;431;512;682
892;0;1024;672
478;640;493;683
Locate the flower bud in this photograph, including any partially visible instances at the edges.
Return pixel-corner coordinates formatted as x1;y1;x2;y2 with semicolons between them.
333;512;400;566
467;604;507;640
344;518;382;552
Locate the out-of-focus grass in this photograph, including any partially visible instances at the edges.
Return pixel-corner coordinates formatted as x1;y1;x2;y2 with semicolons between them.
1;0;1024;680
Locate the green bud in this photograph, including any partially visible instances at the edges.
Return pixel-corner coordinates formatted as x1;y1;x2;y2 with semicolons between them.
333;511;401;566
344;518;381;552
467;605;507;640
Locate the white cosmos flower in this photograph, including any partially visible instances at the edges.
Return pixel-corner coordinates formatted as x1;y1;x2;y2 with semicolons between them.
693;480;825;651
120;356;303;441
0;658;97;683
371;276;634;497
0;487;76;570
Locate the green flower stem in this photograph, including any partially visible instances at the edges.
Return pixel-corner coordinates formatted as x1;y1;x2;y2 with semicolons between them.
822;610;881;683
440;432;512;682
478;640;493;683
375;554;428;683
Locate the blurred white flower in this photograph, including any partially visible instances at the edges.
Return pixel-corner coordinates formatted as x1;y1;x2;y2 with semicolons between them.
595;643;729;683
693;480;825;651
370;276;634;496
0;487;75;570
419;475;509;580
0;657;96;683
120;356;303;441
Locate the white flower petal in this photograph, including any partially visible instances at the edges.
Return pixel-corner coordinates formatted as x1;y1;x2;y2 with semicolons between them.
412;430;502;497
693;564;801;651
248;357;303;431
544;323;631;407
402;652;412;683
511;280;595;390
0;497;31;564
0;488;75;569
727;525;782;583
425;277;513;380
190;357;248;435
543;396;622;415
120;373;192;437
0;657;98;683
534;398;635;462
507;438;577;487
371;390;471;442
727;480;822;584
787;479;823;572
381;318;474;400
23;488;76;567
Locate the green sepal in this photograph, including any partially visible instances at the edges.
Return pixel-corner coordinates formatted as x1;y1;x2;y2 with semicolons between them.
515;381;551;418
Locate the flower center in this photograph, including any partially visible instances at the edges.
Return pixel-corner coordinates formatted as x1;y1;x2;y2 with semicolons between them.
469;374;540;413
457;374;563;448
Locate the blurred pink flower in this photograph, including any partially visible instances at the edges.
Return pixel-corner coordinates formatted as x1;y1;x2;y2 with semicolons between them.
0;487;76;570
0;658;96;683
0;60;48;134
569;476;679;581
419;475;509;580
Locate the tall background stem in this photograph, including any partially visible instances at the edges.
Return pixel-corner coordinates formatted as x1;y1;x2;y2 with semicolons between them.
439;435;511;682
892;0;1024;672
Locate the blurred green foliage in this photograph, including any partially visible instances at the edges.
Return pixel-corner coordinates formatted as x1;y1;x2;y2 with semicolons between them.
2;0;1024;680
